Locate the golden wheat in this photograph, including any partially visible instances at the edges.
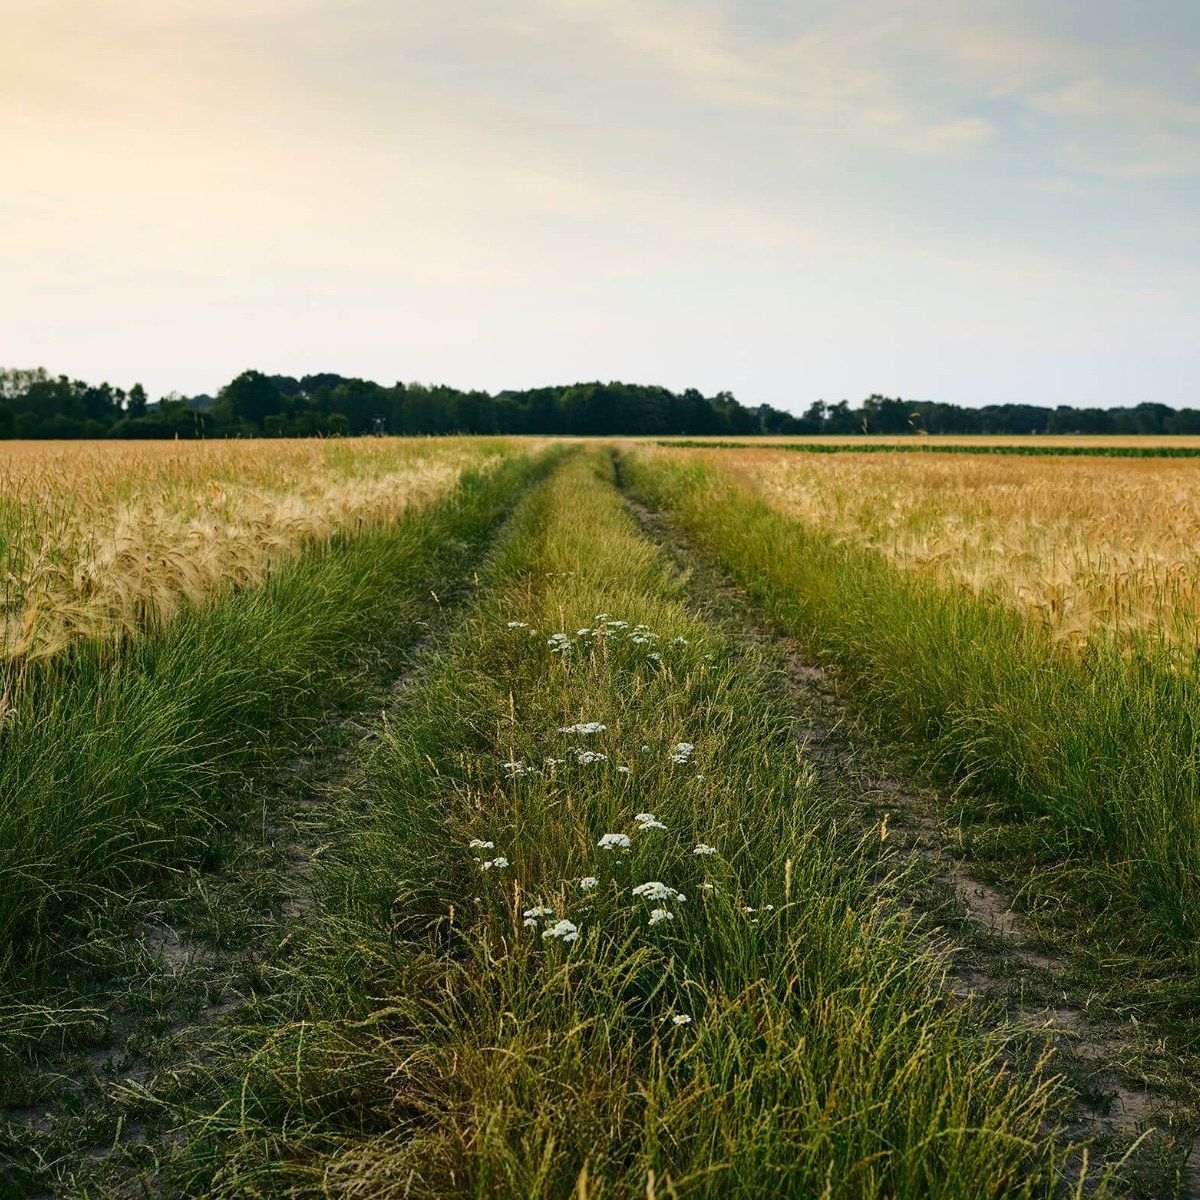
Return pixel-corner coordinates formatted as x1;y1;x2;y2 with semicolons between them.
0;438;504;658
691;447;1200;646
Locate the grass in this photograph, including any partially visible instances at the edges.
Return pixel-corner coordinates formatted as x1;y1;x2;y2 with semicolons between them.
620;449;1200;985
153;452;1085;1199
0;449;552;968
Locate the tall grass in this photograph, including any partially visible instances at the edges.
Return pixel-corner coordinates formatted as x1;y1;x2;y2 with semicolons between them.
0;451;551;961
170;453;1079;1198
621;449;1200;951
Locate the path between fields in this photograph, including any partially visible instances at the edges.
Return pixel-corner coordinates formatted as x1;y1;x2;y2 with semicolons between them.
0;612;466;1199
617;480;1200;1200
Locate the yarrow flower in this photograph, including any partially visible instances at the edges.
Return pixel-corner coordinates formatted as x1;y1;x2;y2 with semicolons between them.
571;748;608;765
632;881;686;904
670;742;695;765
522;905;555;928
648;908;674;926
578;876;599;891
547;633;573;653
468;839;495;850
598;833;631;852
634;812;667;831
617;765;631;775
481;857;510;871
542;919;579;943
693;843;718;856
558;722;606;735
502;760;536;777
506;621;529;629
671;636;689;646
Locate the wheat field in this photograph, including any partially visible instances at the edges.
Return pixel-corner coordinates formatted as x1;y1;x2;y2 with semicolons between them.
702;446;1200;647
0;438;504;659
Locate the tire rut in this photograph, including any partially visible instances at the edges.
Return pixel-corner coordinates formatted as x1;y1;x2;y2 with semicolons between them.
616;473;1200;1199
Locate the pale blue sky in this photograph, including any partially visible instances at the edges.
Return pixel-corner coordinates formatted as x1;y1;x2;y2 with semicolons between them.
2;0;1197;410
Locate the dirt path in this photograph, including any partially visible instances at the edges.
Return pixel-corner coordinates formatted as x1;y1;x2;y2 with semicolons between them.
0;609;471;1199
617;478;1200;1199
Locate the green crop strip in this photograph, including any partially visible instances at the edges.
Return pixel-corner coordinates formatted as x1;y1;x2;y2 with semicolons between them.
657;440;1200;458
164;452;1079;1198
622;449;1200;976
0;450;556;965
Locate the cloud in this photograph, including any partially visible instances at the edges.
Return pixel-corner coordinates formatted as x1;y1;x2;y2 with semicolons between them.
1031;76;1200;126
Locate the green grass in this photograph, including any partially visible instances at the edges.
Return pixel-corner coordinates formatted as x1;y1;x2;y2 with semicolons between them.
656;440;1200;458
621;450;1200;981
0;450;554;967
159;453;1084;1199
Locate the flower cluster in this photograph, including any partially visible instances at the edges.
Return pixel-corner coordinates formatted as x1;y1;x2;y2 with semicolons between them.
569;747;609;766
634;811;667;831
597;832;631;852
670;742;695;765
632;881;686;903
558;721;607;735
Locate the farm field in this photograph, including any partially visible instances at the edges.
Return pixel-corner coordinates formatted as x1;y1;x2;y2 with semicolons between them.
4;438;1200;1197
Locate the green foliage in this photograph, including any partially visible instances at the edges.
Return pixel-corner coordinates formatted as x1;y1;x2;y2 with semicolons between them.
622;450;1200;953
167;455;1079;1197
0;452;552;964
5;365;1198;440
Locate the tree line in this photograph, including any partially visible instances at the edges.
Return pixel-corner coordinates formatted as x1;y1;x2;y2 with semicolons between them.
2;367;1198;439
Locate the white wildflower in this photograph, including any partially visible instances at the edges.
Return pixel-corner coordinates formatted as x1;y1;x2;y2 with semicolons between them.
606;619;629;630
502;760;535;777
543;756;567;766
671;742;695;765
632;881;686;904
634;812;667;831
648;652;662;662
671;636;688;646
575;628;594;638
522;905;555;928
700;882;716;892
468;839;495;851
542;919;579;943
578;876;599;891
558;722;607;735
506;621;529;629
597;833;631;852
481;857;509;871
693;843;718;856
594;613;611;623
671;1014;693;1026
571;749;608;765
648;908;674;926
616;765;631;775
547;633;573;653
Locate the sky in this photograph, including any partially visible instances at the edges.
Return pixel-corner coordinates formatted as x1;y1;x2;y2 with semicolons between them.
2;1;1198;411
